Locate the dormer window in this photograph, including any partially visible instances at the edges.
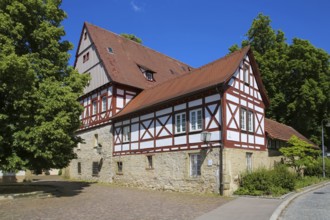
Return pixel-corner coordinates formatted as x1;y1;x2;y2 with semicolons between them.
138;65;155;81
107;47;114;54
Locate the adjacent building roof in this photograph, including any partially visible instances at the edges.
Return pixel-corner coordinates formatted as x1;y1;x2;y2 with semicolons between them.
265;118;315;145
78;22;193;90
113;46;269;119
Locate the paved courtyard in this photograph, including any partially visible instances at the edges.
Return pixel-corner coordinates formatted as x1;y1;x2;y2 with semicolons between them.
0;177;232;220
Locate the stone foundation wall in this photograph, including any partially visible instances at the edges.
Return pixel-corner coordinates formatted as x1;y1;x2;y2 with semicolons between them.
112;148;221;194
69;125;114;182
222;148;282;195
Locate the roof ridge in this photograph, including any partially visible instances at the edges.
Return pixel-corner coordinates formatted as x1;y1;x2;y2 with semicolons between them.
134;46;250;94
84;22;193;69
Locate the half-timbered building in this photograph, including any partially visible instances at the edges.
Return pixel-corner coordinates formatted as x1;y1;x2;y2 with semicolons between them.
68;23;313;195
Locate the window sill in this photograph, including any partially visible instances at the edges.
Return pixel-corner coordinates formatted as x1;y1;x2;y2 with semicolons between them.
145;167;154;171
116;172;123;175
92;174;99;177
186;176;202;181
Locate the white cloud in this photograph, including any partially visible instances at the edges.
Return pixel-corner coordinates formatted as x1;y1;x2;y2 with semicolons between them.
130;1;142;12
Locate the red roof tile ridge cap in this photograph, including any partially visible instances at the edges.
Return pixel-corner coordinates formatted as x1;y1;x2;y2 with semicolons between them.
85;22;193;70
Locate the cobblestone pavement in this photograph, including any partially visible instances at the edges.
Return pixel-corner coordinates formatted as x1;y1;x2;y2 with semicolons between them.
0;176;232;220
281;184;330;220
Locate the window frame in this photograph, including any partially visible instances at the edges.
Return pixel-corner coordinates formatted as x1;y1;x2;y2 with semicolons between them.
190;108;203;132
92;100;98;115
246;152;253;172
122;126;130;143
175;112;186;134
240;108;247;131
190;153;202;177
101;96;107;112
92;161;99;176
243;64;250;85
247;110;254;132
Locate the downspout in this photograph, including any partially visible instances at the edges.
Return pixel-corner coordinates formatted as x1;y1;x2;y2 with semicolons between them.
216;84;225;196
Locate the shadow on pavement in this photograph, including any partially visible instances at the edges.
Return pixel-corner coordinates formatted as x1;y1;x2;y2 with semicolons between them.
0;175;94;198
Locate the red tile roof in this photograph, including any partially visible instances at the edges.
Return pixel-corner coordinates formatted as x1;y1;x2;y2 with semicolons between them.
113;46;268;119
81;22;192;89
265;118;315;145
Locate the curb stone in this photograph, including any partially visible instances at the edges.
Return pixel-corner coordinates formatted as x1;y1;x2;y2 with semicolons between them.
269;181;330;220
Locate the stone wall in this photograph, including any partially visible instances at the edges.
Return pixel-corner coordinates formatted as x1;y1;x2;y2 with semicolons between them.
222;148;283;195
69;124;114;182
112;148;221;194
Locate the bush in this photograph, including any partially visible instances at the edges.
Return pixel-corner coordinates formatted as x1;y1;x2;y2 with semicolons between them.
305;157;330;178
235;165;296;196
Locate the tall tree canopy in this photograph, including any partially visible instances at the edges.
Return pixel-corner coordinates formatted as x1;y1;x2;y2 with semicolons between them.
230;13;330;145
0;0;88;172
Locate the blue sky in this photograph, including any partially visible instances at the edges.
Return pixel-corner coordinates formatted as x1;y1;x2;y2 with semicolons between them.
61;0;330;68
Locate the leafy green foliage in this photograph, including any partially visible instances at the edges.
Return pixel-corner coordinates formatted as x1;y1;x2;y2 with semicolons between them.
0;0;88;172
230;13;330;145
305;157;330;177
280;136;320;175
120;33;142;44
235;165;296;196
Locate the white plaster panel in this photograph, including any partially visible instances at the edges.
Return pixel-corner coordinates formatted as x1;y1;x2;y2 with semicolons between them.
156;107;172;117
227;130;239;141
226;94;239;104
205;94;220;103
131;142;139;150
248;135;254;144
241;99;247;106
117;89;124;95
131;123;139;142
228;78;235;87
210;131;221;141
234;81;239;89
156;138;172;147
240;82;244;91
140;141;154;149
226;105;231;126
233;69;239;78
241;133;247;143
244;86;249;94
174;103;186;111
108;86;113;96
240;68;243;80
255;106;264;113
248;102;254;109
140;113;154;121
174;136;186;145
114;145;121;152
253;78;258;90
188;99;202;108
116;97;124;108
189;133;201;143
122;144;129;151
131;117;139;123
126;95;134;104
107;97;112;109
205;108;211;129
255;137;265;145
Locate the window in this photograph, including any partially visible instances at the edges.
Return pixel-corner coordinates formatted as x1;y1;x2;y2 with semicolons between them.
83;52;90;63
147;155;153;169
92;101;97;115
247;111;254;132
101;96;107;112
243;65;249;84
92;161;99;176
240;108;247;131
94;134;98;148
190;154;202;177
117;161;123;173
246;153;253;172
190;109;202;131
77;162;81;175
138;65;155;81
175;112;186;134
84;31;87;40
107;47;114;54
122;126;130;142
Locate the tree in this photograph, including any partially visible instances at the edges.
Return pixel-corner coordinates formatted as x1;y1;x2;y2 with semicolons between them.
0;0;88;172
280;136;319;175
120;33;142;44
229;13;330;145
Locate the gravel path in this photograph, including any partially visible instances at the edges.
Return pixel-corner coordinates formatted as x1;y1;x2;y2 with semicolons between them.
0;177;231;220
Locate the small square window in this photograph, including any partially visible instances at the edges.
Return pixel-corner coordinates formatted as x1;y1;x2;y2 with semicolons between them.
190;154;202;177
146;155;153;169
117;161;123;173
77;162;81;175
